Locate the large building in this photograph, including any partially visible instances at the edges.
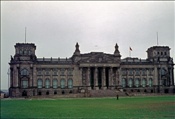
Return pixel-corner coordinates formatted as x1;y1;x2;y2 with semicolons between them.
9;43;174;97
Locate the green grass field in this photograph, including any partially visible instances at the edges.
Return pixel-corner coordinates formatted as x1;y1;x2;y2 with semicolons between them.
1;96;175;119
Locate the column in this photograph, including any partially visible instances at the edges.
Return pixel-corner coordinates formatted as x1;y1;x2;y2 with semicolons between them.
10;68;13;87
94;67;99;90
133;69;135;87
13;65;19;87
115;68;119;87
102;67;106;90
43;69;45;88
109;67;113;88
172;68;174;86
33;66;37;87
146;68;149;86
50;69;53;88
29;67;33;87
154;66;158;86
80;67;84;86
118;68;122;87
87;67;91;90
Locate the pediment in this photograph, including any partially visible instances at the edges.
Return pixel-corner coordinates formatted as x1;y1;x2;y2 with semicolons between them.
79;52;117;63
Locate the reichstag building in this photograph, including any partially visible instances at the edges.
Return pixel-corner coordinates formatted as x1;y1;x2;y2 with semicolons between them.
9;43;174;97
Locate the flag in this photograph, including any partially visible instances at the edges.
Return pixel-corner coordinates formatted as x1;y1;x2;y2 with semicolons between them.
129;47;132;51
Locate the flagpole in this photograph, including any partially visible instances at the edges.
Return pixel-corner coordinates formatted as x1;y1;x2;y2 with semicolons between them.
129;49;131;57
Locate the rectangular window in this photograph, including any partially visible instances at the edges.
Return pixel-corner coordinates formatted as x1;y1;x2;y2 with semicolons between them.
67;69;73;76
60;69;65;76
22;80;28;88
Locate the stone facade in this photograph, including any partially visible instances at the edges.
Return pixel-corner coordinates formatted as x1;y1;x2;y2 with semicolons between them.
9;43;174;97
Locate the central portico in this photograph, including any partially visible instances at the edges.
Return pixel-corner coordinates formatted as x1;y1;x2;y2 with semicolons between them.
72;43;121;90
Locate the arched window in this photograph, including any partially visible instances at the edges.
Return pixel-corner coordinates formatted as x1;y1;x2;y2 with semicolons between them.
37;79;43;88
21;69;29;76
45;79;50;88
61;79;65;89
149;78;153;87
53;79;58;89
22;80;28;88
135;78;139;87
128;78;133;87
68;79;73;89
142;78;146;87
122;79;126;87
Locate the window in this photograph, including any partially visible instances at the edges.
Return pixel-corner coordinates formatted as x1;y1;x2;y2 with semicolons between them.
53;79;58;89
149;78;153;87
142;78;146;87
24;50;27;55
28;50;31;55
37;79;43;88
149;69;153;75
164;52;167;55
53;71;57;75
135;69;140;75
61;79;65;89
135;78;139;87
45;79;50;88
21;69;29;76
67;69;73;76
161;52;163;55
129;69;133;75
142;69;146;75
68;79;73;89
122;70;127;75
45;71;50;75
19;50;22;54
122;79;126;87
22;80;28;88
160;68;166;76
128;78;133;87
60;69;65;75
37;71;42;75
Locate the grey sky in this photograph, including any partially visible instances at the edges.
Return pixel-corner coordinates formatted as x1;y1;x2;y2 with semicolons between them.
1;1;174;90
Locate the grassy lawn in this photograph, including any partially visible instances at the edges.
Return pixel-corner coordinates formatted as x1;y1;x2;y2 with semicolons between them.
1;95;175;119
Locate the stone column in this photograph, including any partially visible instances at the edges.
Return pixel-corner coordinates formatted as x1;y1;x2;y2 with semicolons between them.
115;68;119;87
133;69;135;87
154;66;158;86
13;65;19;87
172;67;174;86
109;67;113;89
33;66;37;87
87;67;91;90
102;67;106;90
94;67;99;90
50;69;53;88
29;67;33;88
118;68;122;87
146;69;149;86
10;68;13;87
43;69;45;88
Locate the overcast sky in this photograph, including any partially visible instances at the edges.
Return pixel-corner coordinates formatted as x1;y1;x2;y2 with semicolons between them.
1;1;174;90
